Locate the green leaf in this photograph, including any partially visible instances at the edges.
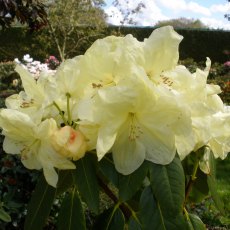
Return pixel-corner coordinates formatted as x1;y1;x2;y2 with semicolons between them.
188;169;209;203
93;207;125;230
118;161;148;201
99;154;119;186
139;186;187;230
56;169;75;196
0;207;11;222
149;155;185;216
207;152;225;215
207;174;225;214
187;213;206;230
128;217;142;230
57;187;86;230
73;154;99;213
24;174;56;230
139;186;162;230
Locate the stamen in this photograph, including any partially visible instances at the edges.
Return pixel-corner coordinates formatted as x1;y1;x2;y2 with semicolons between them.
128;113;143;141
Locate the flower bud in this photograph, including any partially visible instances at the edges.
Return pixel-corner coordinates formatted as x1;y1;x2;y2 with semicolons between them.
12;79;19;87
52;126;87;160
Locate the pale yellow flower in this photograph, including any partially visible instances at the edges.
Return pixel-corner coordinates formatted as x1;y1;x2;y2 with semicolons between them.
158;58;225;158
0;109;75;187
76;33;144;98
6;65;57;121
142;26;183;81
78;74;193;175
208;111;230;160
55;56;83;98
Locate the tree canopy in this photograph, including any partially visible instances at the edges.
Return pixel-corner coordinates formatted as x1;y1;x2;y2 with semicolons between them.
0;0;47;31
155;17;208;29
46;0;107;61
224;0;230;21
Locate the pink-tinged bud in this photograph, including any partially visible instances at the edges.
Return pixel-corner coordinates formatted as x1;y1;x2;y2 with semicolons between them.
51;126;87;160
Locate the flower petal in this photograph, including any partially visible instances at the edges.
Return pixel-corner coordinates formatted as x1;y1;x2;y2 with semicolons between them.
140;126;176;165
143;26;183;78
43;165;58;187
112;122;145;175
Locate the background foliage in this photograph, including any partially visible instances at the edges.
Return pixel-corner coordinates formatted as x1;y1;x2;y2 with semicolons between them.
0;27;229;63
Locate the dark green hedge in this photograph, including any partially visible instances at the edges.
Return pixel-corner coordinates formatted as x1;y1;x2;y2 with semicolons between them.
113;26;230;63
0;27;57;62
0;26;229;63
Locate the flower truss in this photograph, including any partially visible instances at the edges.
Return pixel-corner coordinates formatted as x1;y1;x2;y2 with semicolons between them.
1;26;229;187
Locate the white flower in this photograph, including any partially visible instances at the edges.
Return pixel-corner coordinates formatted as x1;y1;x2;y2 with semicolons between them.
23;54;33;63
14;58;21;64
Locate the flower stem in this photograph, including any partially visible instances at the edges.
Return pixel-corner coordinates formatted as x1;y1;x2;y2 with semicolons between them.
184;156;200;205
66;93;72;125
53;101;68;125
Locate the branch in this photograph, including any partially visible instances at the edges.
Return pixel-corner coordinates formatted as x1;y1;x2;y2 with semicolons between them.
47;19;64;62
97;175;132;220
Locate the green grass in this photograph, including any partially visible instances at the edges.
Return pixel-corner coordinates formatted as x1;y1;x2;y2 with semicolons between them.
215;155;230;227
189;155;230;229
199;154;230;230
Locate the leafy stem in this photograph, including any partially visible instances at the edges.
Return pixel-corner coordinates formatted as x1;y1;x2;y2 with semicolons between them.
66;93;72;125
184;153;200;205
53;101;68;125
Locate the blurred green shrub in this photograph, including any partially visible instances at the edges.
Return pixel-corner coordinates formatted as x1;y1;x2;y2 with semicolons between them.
0;27;229;63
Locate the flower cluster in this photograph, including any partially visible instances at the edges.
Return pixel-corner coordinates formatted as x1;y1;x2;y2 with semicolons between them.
224;61;230;68
14;54;56;80
1;26;230;187
45;56;60;70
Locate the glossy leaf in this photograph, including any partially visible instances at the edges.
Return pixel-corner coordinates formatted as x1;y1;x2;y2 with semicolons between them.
139;186;162;230
139;186;187;230
187;213;206;230
99;154;119;186
188;169;209;203
118;161;148;201
56;169;75;196
149;155;185;216
93;207;125;230
57;187;86;230
73;154;99;213
0;207;11;222
24;174;56;230
128;217;142;230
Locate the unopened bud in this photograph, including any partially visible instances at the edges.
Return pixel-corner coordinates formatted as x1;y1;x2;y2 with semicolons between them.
52;126;87;160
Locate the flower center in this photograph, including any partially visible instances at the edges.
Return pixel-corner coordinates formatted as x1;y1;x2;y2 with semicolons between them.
21;140;39;160
20;99;34;108
128;112;143;141
92;76;115;89
160;75;173;87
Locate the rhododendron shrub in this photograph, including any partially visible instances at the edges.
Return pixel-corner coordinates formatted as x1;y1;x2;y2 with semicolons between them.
0;26;229;229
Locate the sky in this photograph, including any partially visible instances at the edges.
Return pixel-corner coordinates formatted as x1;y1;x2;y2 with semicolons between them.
104;0;230;30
